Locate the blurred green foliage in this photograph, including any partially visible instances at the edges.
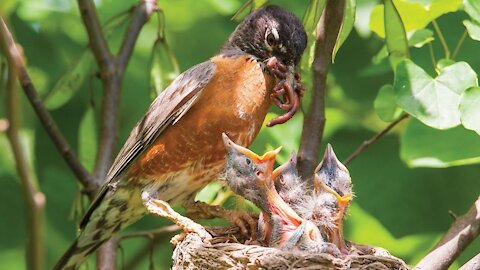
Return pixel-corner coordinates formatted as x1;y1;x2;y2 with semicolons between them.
0;0;479;269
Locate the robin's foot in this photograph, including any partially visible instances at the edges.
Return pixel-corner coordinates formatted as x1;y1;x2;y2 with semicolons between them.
142;193;212;243
184;201;258;238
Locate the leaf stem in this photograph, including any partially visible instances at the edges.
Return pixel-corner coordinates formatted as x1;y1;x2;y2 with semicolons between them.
428;43;437;70
432;20;450;59
452;30;468;60
297;0;346;181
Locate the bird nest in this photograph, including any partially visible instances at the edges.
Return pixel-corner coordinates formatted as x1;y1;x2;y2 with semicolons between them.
171;226;409;270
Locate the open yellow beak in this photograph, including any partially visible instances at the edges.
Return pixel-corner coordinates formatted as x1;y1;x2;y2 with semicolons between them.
222;133;282;165
314;174;352;207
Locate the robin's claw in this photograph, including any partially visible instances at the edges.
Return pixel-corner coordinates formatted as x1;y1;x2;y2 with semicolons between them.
223;210;258;238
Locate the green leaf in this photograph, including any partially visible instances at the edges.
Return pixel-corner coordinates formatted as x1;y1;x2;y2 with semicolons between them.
43;51;95;110
231;0;267;20
78;106;97;171
464;0;480;23
384;0;410;69
401;119;480;167
195;182;222;203
463;20;480;41
370;0;462;37
374;84;403;121
459;87;480;135
394;60;478;129
436;58;456;70
372;29;433;64
43;10;131;110
300;0;327;112
332;0;356;62
408;28;434;48
149;37;180;100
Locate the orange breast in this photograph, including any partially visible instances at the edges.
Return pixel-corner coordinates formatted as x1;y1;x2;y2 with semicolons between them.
129;54;275;180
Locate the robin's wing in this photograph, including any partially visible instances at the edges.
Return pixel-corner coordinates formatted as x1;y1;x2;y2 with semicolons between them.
80;60;216;229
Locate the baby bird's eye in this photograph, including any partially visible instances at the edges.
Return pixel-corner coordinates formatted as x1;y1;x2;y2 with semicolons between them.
245;157;252;165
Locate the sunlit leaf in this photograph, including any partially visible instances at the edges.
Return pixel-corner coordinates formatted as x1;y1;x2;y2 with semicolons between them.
78;106;97;171
370;0;462;37
464;0;480;23
463;20;480;41
394;60;477;129
384;0;410;69
300;0;327;112
231;0;267;20
436;58;456;70
332;0;356;62
195;182;222;204
43;10;131;110
206;0;242;15
401;119;480;167
374;84;402;122
408;28;434;48
149;37;180;100
372;29;432;64
459;87;480;135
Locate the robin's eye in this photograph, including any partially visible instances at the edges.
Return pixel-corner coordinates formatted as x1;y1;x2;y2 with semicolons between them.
245;158;251;165
266;33;276;46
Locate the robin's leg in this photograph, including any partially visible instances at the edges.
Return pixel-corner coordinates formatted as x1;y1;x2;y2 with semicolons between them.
183;200;258;238
141;191;212;242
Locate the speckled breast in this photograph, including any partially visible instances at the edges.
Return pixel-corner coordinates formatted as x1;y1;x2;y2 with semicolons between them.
129;54;275;205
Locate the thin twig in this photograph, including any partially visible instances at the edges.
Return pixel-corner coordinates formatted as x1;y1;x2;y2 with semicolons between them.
432;20;450;59
124;227;180;269
119;225;180;240
117;0;158;76
452;30;467;60
0;16;46;270
76;0;157;268
297;0;346;180
0;16;93;192
415;196;480;270
77;0;112;70
343;113;409;165
428;43;436;71
459;253;480;270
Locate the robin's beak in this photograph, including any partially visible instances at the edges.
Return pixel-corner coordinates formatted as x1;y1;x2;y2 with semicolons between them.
222;133;281;170
272;152;296;180
314;144;352;206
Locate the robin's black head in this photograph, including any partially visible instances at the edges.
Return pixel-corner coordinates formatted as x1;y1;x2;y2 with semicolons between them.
222;5;307;66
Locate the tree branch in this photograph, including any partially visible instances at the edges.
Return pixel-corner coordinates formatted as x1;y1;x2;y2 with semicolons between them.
117;0;158;76
343;113;409;165
76;0;157;268
415;196;480;270
77;0;112;70
297;0;346;180
0;16;93;192
119;224;179;240
459;253;480;270
0;16;46;270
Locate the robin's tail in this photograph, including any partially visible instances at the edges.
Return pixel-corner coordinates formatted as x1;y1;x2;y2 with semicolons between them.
53;236;106;270
54;187;145;270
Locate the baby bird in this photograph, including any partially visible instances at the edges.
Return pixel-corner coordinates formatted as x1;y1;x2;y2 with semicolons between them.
310;144;353;254
272;152;308;207
222;134;340;255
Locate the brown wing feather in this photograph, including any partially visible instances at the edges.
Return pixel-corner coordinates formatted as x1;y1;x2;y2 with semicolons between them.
80;60;216;229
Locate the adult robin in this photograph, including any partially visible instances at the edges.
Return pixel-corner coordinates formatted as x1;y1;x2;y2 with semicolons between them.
222;134;340;255
54;5;307;270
